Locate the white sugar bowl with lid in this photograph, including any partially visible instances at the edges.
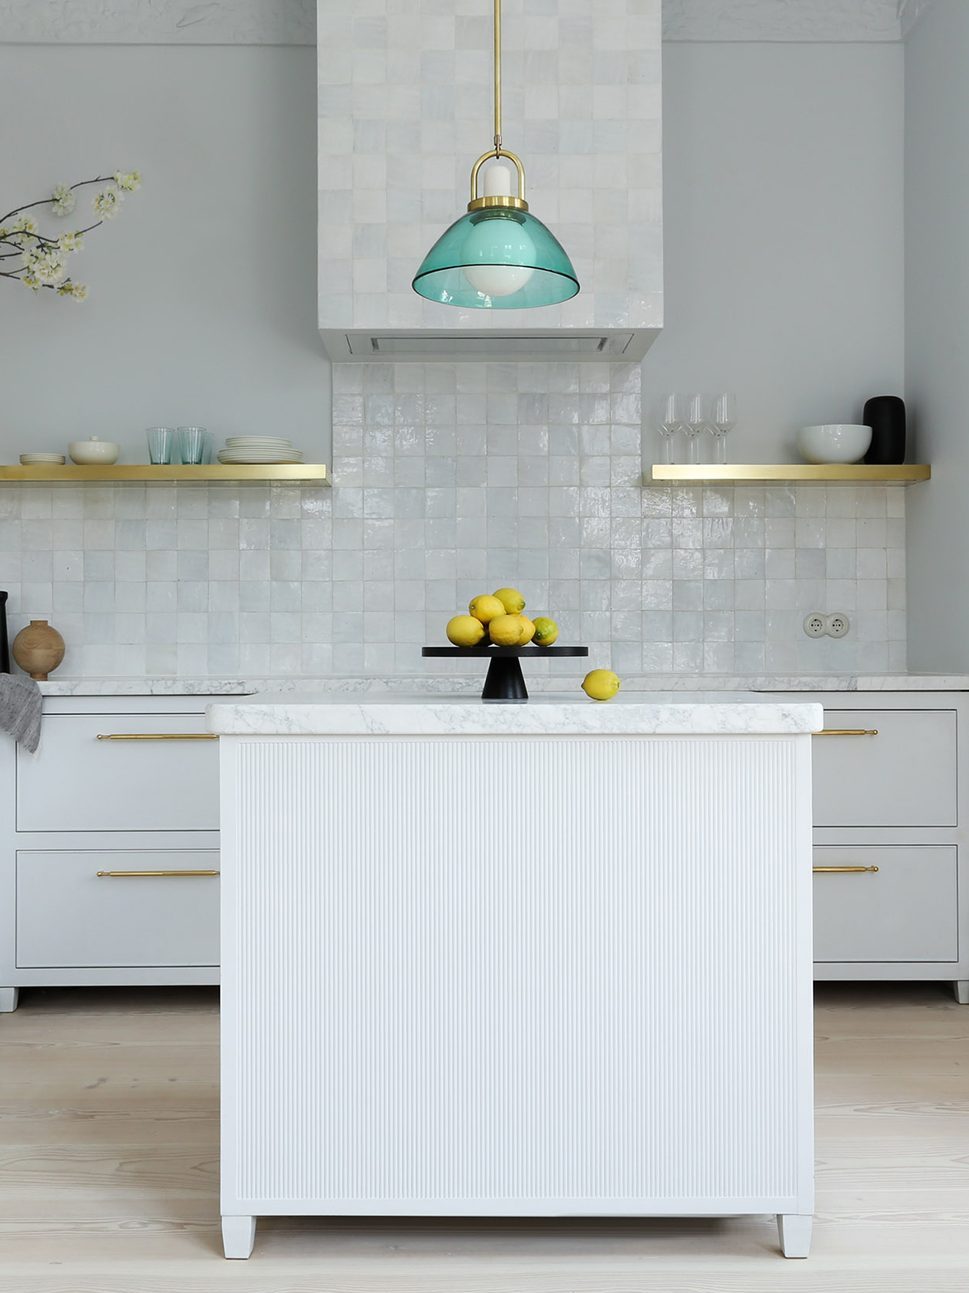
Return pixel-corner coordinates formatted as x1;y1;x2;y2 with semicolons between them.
68;436;120;465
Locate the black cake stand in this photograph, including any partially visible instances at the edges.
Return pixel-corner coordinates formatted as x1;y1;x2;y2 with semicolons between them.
422;645;589;702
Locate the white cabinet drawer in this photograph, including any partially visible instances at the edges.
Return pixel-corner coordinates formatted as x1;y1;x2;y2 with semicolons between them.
16;850;220;968
813;846;958;963
17;714;219;832
813;709;957;828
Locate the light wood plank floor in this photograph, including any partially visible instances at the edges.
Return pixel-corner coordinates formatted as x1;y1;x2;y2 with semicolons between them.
0;983;967;1292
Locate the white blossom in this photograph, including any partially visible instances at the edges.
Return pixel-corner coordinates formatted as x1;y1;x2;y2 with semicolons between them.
51;183;76;216
93;188;120;219
7;229;37;250
57;279;87;300
11;215;38;234
57;231;83;253
21;271;40;291
114;171;141;193
31;250;67;286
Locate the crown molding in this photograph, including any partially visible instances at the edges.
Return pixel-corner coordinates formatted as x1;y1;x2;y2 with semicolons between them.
0;0;314;44
0;0;922;46
898;0;939;38
663;0;901;42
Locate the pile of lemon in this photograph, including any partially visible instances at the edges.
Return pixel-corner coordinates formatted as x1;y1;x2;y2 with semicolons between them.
446;587;557;649
445;589;621;701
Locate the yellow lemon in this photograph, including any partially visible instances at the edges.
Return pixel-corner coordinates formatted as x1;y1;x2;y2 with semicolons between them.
469;594;505;624
533;616;559;647
492;586;526;615
582;669;621;702
446;614;486;647
517;615;536;645
489;613;531;647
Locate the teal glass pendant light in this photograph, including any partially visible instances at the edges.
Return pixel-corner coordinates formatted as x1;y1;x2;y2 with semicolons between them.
412;0;579;310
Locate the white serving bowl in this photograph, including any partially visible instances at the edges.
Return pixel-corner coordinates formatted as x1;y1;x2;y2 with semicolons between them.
68;436;120;466
796;424;872;465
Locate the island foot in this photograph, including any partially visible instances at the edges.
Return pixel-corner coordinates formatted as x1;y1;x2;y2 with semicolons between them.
0;988;19;1013
776;1213;812;1259
954;980;969;1005
222;1214;256;1259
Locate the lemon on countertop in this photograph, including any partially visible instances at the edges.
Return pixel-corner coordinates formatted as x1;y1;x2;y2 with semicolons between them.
492;587;526;615
582;669;621;701
446;615;486;647
469;594;506;624
532;616;559;647
489;613;533;647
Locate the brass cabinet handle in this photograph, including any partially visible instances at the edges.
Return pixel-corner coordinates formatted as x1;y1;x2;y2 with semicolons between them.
96;733;219;741
815;729;879;737
96;869;220;878
813;865;880;875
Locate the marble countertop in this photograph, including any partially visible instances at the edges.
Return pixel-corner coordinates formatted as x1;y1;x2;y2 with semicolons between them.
36;672;969;697
207;693;825;737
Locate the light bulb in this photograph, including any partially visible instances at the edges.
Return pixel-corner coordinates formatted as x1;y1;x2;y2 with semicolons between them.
462;217;536;298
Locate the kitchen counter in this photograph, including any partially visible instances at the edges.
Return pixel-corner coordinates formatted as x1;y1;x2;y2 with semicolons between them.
208;693;823;736
38;672;969;697
216;694;817;1260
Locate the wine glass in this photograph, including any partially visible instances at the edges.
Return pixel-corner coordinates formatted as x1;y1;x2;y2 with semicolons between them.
655;393;684;464
710;393;737;464
684;394;708;465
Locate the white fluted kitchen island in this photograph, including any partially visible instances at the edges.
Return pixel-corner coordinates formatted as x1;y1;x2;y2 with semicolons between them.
209;695;823;1261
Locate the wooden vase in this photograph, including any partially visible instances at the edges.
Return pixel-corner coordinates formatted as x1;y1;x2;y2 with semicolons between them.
12;619;65;680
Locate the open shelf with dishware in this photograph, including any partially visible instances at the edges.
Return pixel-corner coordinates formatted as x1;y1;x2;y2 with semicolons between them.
646;464;931;486
0;465;330;484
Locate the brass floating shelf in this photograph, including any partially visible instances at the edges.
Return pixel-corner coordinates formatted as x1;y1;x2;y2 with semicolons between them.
0;464;329;485
647;464;930;486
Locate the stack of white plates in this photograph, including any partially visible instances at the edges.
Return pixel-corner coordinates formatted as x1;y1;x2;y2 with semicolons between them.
217;436;304;465
20;453;66;465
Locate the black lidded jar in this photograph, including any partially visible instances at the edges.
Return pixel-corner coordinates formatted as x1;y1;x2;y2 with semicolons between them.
863;395;906;465
0;591;9;674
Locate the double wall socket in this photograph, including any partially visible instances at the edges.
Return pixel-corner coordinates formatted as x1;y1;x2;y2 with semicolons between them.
803;613;850;639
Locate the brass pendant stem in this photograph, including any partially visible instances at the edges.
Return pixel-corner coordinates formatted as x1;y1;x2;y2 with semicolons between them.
466;0;527;209
493;0;502;151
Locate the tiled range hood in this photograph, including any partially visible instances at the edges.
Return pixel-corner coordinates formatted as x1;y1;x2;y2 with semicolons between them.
317;0;664;361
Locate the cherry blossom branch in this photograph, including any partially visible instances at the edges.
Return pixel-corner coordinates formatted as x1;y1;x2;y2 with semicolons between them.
0;170;139;300
0;176;114;227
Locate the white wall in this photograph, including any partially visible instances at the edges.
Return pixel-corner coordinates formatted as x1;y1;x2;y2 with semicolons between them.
905;1;969;671
0;35;911;679
0;45;329;465
646;42;905;464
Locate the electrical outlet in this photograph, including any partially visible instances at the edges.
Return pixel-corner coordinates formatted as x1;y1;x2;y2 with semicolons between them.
803;614;827;639
826;613;850;639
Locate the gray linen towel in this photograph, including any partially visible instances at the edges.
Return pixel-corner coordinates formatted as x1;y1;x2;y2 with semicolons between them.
0;673;42;753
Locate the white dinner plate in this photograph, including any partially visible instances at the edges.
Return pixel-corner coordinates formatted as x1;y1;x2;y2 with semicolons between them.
225;438;293;448
218;453;304;464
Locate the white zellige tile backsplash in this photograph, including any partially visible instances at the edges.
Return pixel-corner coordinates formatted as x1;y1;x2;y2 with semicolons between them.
0;361;905;678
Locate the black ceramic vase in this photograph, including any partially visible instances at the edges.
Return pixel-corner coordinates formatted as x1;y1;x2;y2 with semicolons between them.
0;591;9;674
863;395;906;465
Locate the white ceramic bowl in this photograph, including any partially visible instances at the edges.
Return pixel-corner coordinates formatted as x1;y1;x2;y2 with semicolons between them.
68;437;120;466
796;424;872;465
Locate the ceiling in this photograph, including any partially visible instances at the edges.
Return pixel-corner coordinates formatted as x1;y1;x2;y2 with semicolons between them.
0;0;936;44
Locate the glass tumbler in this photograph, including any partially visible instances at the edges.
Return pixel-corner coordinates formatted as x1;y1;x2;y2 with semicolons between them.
177;426;208;465
146;426;176;465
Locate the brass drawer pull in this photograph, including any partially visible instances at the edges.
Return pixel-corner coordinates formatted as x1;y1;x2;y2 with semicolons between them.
813;865;880;875
96;869;220;878
96;733;219;741
815;728;879;737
